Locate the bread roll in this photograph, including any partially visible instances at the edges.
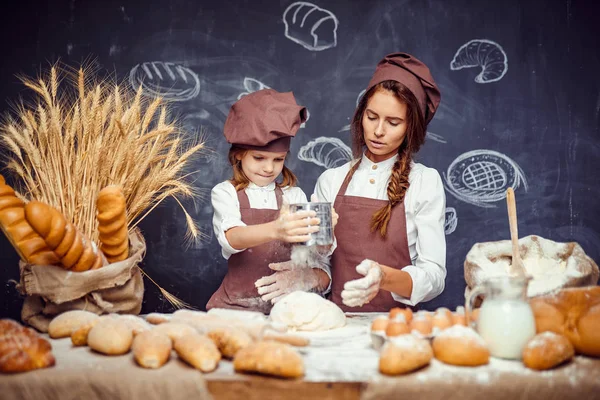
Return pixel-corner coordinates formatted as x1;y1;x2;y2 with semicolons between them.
24;201;103;271
233;340;304;378
410;314;433;335
207;328;253;358
522;332;574;370
146;313;172;325
71;318;101;346
48;310;99;339
0;177;59;265
432;325;490;366
132;330;172;369
389;307;413;324
530;286;600;357
385;321;410;337
152;322;197;342
370;316;389;333
379;334;433;375
174;334;221;372
118;314;152;336
96;185;129;263
0;319;56;373
87;318;133;355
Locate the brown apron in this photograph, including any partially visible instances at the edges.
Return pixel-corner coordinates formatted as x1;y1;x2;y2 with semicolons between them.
206;186;291;314
330;169;413;312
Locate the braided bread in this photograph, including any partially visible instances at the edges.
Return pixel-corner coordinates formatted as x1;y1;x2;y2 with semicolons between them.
24;201;103;271
96;185;129;263
0;319;56;373
0;175;59;265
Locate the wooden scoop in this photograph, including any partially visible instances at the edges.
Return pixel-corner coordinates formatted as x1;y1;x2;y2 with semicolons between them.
506;187;527;277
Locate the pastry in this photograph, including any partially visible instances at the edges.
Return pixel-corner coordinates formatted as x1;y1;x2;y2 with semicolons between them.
432;325;490;366
379;334;433;375
522;331;574;370
207;328;253;358
87;318;133;355
48;310;99;339
132;330;172;369
24;201;103;271
96;185;129;263
0;176;59;265
0;319;55;373
233;340;304;378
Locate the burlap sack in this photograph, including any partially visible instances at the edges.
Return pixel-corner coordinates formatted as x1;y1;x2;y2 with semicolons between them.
464;235;599;299
17;229;146;332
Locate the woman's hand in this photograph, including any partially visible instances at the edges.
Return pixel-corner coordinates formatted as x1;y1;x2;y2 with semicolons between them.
273;202;320;243
341;259;383;307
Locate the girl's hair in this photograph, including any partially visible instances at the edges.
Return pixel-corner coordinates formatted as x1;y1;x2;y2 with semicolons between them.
228;146;298;191
347;80;427;237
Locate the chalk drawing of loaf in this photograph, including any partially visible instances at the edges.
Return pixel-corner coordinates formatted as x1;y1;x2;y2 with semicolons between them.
450;39;508;83
129;61;201;101
237;77;271;99
443;149;528;207
298;137;351;168
283;2;339;51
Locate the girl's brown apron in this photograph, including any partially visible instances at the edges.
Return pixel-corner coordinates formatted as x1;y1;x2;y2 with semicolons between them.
330;169;413;312
206;187;291;314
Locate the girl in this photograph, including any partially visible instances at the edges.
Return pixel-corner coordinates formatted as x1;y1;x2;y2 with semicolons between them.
207;89;331;313
314;53;447;312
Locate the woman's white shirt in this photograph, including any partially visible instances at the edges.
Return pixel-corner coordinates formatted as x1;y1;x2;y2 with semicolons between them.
313;154;447;306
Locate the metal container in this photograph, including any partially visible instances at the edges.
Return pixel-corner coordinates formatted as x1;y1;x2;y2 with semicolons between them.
288;202;334;246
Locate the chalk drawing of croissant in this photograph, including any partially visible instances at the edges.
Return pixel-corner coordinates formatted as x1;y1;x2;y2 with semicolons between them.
450;39;508;83
283;2;339;51
129;61;201;101
237;77;271;100
298;137;351;168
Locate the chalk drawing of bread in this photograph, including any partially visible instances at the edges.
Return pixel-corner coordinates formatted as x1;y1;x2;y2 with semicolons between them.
297;137;351;168
237;78;271;100
443;150;528;208
450;39;508;83
283;2;339;51
444;207;458;235
129;61;201;101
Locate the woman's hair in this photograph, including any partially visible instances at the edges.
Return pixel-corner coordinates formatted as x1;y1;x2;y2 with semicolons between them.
347;80;427;237
228;146;298;191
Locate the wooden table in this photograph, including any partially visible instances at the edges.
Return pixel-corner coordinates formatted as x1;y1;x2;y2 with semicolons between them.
1;314;599;400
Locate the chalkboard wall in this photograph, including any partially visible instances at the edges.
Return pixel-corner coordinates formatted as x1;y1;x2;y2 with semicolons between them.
1;0;599;319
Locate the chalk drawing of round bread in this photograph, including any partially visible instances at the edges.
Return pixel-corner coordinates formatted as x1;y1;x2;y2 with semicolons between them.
283;2;339;51
129;61;200;101
443;150;527;207
450;39;508;83
444;207;457;235
298;137;351;168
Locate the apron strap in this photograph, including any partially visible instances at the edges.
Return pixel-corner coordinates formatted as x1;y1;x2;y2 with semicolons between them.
237;185;285;209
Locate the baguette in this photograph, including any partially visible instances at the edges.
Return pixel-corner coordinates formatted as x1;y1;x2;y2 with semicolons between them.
0;175;59;265
96;185;129;263
24;201;103;271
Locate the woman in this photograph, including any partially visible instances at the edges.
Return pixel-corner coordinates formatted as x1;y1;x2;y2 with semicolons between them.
314;53;446;311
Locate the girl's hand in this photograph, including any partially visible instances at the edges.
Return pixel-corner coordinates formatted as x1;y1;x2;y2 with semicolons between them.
332;206;339;229
341;259;383;307
274;201;319;243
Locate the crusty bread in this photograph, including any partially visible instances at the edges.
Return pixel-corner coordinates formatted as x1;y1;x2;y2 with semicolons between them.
132;330;172;369
87;318;133;355
24;201;103;271
152;322;197;343
522;332;574;370
0;319;55;373
0;176;59;265
379;334;433;375
48;310;99;339
207;328;253;359
529;286;600;357
145;312;171;325
432;325;490;366
233;340;304;378
174;333;221;373
96;185;129;263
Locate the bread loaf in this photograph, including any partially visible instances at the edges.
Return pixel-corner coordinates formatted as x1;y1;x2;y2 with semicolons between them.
522;332;574;370
48;310;99;339
96;185;129;263
118;314;152;336
174;334;221;372
152;322;197;343
132;331;172;369
87;318;133;355
379;334;433;375
0;176;59;265
432;325;490;366
233;340;304;378
71;318;102;346
529;286;600;357
24;201;103;271
146;313;171;325
207;328;253;358
0;319;55;373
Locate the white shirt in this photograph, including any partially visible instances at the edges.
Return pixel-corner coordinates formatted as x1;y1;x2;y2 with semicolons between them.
313;154;447;306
